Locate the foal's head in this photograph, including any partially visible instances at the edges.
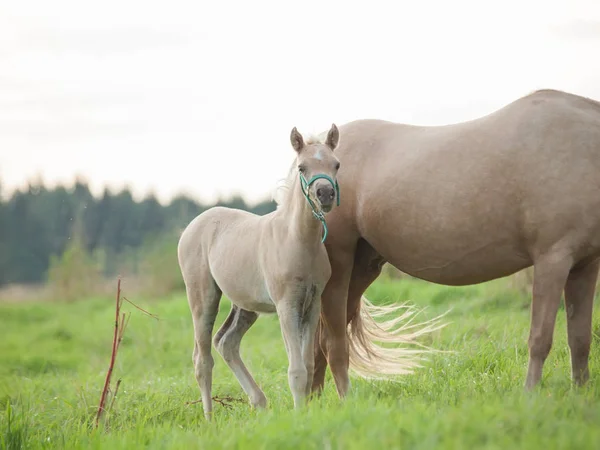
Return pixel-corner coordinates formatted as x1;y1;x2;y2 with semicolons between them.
290;124;341;213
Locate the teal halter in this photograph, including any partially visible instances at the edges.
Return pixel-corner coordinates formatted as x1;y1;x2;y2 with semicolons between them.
299;172;340;243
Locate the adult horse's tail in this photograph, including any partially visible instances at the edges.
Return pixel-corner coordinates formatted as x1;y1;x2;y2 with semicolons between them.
347;296;447;379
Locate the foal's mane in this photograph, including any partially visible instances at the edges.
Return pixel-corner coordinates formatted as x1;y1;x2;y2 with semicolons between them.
272;130;328;209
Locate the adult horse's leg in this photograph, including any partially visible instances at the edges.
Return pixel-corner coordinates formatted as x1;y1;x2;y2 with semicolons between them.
312;239;385;395
564;258;599;385
186;276;221;420
525;251;573;390
312;238;357;398
312;329;329;393
346;239;386;324
213;305;266;408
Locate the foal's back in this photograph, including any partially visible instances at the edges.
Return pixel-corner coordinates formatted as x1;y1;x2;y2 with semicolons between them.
178;206;277;313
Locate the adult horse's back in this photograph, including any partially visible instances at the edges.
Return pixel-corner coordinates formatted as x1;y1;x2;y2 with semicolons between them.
315;89;600;396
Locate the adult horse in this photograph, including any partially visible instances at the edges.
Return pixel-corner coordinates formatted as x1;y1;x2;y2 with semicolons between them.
313;89;600;397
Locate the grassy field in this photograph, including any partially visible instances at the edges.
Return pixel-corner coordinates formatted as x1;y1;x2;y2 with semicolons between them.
1;276;600;449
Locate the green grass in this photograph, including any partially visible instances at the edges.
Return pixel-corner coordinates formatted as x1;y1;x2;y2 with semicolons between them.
1;277;600;449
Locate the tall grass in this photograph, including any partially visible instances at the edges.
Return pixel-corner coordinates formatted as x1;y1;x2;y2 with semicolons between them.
1;276;599;449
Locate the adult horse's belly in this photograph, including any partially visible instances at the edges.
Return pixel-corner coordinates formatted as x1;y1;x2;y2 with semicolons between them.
334;93;600;286
359;202;532;286
352;129;532;286
326;91;600;288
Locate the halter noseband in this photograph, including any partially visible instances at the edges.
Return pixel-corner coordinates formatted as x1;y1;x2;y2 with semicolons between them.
299;173;340;243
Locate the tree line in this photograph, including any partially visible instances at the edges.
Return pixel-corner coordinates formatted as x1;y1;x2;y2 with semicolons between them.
0;179;276;286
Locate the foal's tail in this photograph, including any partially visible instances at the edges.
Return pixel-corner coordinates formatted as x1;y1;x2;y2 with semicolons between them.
347;296;448;379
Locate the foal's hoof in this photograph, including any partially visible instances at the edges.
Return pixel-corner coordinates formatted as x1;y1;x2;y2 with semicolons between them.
250;394;268;409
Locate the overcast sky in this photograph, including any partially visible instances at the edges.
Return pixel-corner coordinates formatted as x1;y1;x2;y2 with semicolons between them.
1;0;600;205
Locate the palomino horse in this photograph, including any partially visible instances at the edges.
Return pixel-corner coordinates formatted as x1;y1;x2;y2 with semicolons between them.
313;89;600;397
178;124;342;419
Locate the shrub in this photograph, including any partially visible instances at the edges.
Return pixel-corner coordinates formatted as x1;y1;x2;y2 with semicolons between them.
47;235;103;302
136;231;185;298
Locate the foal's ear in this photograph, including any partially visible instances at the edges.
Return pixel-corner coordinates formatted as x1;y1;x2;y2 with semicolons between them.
290;127;304;153
325;123;339;150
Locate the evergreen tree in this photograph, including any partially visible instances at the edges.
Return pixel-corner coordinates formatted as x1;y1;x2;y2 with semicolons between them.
0;177;277;286
0;182;7;285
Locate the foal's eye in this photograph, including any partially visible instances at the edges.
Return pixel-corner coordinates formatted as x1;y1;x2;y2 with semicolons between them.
335;162;341;170
298;165;306;173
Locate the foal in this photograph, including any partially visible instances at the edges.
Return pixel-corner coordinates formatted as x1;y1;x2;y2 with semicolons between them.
177;124;341;419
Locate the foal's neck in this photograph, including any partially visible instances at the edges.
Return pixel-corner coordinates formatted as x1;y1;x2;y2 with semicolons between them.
279;176;324;245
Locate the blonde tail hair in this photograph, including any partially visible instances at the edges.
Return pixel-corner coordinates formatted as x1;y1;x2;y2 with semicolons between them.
347;296;448;379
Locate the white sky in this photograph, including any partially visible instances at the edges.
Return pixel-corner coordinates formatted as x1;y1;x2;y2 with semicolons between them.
1;0;600;205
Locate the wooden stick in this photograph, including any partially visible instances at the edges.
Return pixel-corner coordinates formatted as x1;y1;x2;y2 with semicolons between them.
107;378;122;414
185;395;244;409
95;278;122;428
122;296;159;320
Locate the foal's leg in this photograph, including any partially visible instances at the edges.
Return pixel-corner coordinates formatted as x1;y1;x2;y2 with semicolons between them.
301;295;321;397
187;277;221;420
564;258;599;386
213;305;266;408
525;251;573;390
278;298;312;408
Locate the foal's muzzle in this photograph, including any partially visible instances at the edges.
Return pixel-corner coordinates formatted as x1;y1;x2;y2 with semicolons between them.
299;172;340;213
316;184;336;210
299;172;340;243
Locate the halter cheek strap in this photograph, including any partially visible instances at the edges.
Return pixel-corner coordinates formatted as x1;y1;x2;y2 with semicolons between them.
299;173;340;243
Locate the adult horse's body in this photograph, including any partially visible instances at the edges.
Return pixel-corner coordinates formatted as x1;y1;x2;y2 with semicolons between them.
314;89;600;396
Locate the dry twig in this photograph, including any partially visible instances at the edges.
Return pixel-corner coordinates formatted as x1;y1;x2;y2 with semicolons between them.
185;395;244;410
122;296;159;320
107;378;122;414
95;278;123;428
94;278;157;429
